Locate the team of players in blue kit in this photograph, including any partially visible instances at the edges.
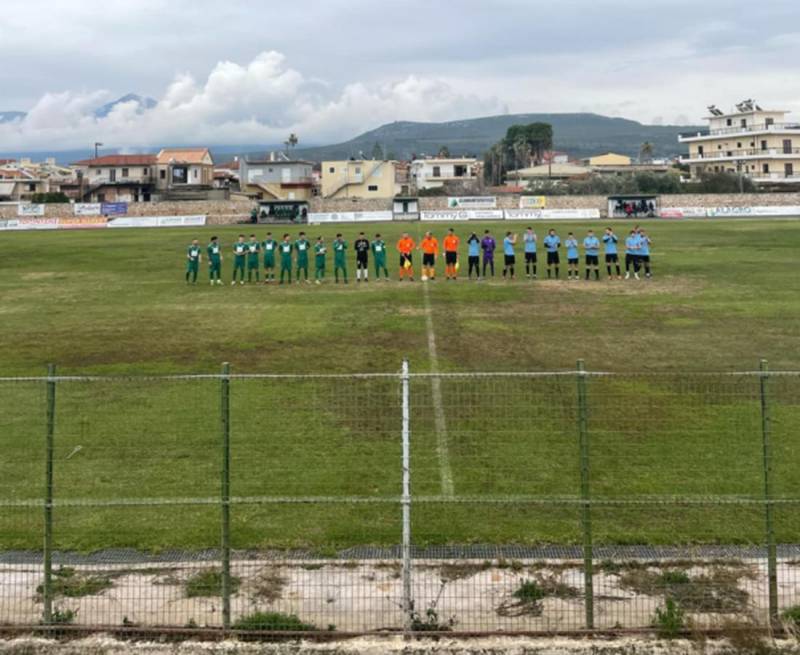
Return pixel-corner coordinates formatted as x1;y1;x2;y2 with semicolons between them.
466;225;653;281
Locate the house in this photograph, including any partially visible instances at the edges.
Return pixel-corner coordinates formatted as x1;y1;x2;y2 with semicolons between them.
239;153;315;200
410;157;479;191
213;159;240;189
72;154;157;202
0;167;51;201
679;101;800;185
321;160;400;199
587;153;632;167
505;162;592;184
155;148;215;197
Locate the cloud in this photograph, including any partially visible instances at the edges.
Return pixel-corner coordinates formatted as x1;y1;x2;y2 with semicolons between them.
0;51;503;151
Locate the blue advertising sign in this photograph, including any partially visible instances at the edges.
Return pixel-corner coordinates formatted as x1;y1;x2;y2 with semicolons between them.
101;202;128;216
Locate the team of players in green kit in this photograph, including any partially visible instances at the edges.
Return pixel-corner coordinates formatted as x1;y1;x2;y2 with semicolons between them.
185;231;391;285
184;226;654;285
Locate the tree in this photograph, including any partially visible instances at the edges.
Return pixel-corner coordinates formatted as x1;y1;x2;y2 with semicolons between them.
284;133;299;154
371;142;384;160
437;145;451;158
639;141;655;163
483;122;553;185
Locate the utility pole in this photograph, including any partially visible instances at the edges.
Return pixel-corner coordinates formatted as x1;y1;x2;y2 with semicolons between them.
94;142;103;160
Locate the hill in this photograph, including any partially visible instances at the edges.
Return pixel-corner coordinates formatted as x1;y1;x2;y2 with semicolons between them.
290;113;700;161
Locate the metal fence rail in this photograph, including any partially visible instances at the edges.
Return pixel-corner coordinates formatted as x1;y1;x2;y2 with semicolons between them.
0;361;799;636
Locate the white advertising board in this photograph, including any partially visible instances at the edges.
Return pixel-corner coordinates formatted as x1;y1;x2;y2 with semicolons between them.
706;206;800;217
73;203;102;216
108;215;207;228
17;204;45;217
309;211;393;223
519;196;547;209
505;209;601;220
658;207;707;218
421;210;504;221
447;196;497;209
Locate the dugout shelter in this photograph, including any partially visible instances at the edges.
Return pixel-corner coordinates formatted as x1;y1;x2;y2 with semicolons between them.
255;200;309;224
608;194;659;219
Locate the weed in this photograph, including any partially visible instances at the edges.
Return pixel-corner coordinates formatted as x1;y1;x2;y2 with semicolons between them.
184;569;241;598
232;611;317;632
251;569;286;603
439;562;490;582
47;608;77;625
652;599;686;639
37;566;112;599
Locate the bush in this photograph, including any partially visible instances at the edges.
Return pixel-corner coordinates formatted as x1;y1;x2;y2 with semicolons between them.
653;598;686;639
232;611;317;632
30;192;70;204
782;605;800;628
37;566;112;598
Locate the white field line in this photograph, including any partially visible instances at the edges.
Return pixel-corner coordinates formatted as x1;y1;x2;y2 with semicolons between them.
422;282;455;497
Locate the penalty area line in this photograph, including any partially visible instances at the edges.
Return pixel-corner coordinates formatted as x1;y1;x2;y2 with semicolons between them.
422;282;455;497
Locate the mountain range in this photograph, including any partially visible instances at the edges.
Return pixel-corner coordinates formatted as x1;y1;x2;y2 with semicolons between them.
0;94;157;124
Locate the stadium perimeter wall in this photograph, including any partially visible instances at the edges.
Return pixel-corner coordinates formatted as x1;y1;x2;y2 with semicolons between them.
4;193;800;223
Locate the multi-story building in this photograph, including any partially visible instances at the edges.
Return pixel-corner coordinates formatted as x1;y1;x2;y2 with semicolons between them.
321;160;400;199
679;103;800;185
155;148;215;199
0;168;50;201
239;153;315;200
72;154;157;202
410;157;479;191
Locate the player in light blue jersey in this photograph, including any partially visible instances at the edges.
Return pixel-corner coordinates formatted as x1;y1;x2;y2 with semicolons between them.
502;232;517;280
543;229;561;279
523;227;537;279
603;227;621;279
467;232;481;280
565;232;579;280
583;230;601;281
624;230;641;280
638;229;653;278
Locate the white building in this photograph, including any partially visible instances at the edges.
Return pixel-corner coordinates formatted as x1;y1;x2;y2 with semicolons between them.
410;157;478;191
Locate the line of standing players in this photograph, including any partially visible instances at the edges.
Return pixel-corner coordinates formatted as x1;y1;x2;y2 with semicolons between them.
183;226;653;285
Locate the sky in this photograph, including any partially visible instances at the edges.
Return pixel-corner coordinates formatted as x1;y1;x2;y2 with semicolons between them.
1;0;799;151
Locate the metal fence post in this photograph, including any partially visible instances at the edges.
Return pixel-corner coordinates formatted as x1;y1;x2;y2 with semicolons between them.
43;363;56;625
220;362;232;631
401;359;413;632
760;359;778;627
576;359;594;630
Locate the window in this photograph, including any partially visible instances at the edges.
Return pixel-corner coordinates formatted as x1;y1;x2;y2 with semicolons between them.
329;167;335;174
761;140;768;151
762;164;770;174
194;169;199;179
740;119;747;128
143;168;149;175
697;145;704;156
783;139;793;154
736;142;742;148
97;169;103;176
368;185;378;192
726;118;732;126
28;183;36;192
718;144;722;150
160;170;166;179
766;117;774;127
122;168;129;177
355;167;361;175
432;166;441;177
785;163;794;177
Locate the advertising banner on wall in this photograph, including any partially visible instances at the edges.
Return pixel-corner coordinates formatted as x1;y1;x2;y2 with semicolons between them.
0;218;59;230
505;209;601;220
17;204;45;217
73;203;102;216
421;210;504;221
658;207;707;218
309;211;393;223
706;206;800;217
108;215;207;228
101;202;129;216
59;216;108;229
519;196;547;209
447;196;497;209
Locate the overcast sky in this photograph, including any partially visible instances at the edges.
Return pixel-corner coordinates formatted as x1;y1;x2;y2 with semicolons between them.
1;0;798;150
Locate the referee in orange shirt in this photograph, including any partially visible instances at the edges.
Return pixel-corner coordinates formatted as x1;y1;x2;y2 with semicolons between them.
397;232;416;281
419;231;440;280
443;228;460;280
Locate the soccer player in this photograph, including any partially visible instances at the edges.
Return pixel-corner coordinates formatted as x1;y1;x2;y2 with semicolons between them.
207;236;223;285
443;228;460;280
583;230;601;281
481;230;496;278
295;231;311;284
279;234;293;284
354;231;370;282
502;231;517;280
263;232;277;283
543;229;561;279
333;233;348;283
638;229;653;278
523;227;537;279
397;232;416;281
565;232;579;280
371;233;389;281
246;234;261;283
314;236;326;284
467;232;481;280
420;231;439;280
186;239;202;284
602;227;621;279
232;235;247;285
624;229;641;280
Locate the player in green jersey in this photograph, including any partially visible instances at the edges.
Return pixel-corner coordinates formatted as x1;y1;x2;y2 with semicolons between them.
278;234;293;284
371;233;389;281
333;233;348;284
186;239;202;284
207;236;223;285
263;232;277;283
232;234;247;285
314;237;327;284
295;231;311;284
246;234;261;283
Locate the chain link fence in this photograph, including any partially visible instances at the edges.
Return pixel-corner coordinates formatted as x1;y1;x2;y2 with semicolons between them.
0;362;799;636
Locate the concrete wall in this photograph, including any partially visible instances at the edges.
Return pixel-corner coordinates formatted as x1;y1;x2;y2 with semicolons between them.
0;199;253;220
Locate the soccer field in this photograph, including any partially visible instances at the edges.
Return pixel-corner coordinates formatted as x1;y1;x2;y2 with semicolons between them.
1;218;799;552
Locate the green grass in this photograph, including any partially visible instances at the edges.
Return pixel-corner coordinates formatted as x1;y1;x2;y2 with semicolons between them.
0;219;799;551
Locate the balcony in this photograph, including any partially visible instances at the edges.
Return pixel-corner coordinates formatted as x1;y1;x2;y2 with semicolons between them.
88;175;155;187
751;173;800;183
679;123;800;141
682;147;800;163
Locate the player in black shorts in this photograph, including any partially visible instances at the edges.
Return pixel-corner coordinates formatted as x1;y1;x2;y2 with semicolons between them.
354;231;370;282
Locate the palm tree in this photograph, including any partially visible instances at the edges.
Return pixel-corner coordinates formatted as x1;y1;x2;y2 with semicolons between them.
639;141;654;164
